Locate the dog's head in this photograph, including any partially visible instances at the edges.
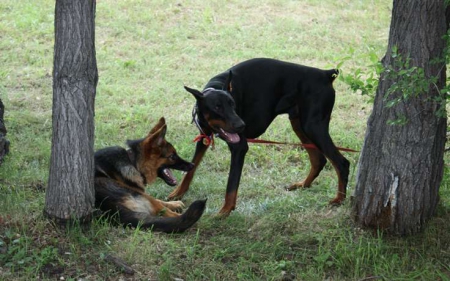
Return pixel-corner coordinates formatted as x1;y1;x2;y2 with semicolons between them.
128;117;194;186
185;75;245;144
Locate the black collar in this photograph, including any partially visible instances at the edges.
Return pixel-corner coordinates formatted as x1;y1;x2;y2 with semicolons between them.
191;87;217;135
191;104;206;136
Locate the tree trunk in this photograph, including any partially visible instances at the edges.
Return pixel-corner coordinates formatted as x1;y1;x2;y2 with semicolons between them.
0;99;10;165
352;1;448;235
44;0;98;224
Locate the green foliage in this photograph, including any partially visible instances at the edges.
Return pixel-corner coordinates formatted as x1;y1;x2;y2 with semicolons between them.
384;46;438;106
436;29;450;118
340;43;448;125
338;47;383;100
0;231;60;276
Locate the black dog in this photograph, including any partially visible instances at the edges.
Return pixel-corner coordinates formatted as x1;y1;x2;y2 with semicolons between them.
168;58;350;216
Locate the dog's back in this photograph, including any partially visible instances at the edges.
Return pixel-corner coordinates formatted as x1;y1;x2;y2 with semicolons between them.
95;146;146;189
205;58;337;139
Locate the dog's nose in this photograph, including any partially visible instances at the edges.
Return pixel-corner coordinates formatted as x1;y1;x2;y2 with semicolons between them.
234;121;246;133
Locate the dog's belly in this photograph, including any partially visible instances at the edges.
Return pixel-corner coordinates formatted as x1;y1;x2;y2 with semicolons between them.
122;195;153;215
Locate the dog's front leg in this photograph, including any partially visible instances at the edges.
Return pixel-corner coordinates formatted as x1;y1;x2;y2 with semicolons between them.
158;199;185;212
168;141;208;200
218;139;249;217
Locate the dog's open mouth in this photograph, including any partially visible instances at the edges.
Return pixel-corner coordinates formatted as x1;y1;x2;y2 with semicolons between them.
217;128;240;144
158;168;177;186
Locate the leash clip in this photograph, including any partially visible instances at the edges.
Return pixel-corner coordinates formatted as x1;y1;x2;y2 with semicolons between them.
193;134;215;150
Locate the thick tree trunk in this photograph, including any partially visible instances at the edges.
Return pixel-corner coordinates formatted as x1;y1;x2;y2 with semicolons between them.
0;99;10;165
44;0;98;224
352;1;447;235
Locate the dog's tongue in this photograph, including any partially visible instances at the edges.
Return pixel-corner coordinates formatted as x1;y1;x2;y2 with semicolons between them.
219;128;240;144
162;168;177;186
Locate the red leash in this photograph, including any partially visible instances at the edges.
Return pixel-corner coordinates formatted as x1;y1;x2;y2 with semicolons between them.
246;138;316;149
246;138;359;152
193;135;358;153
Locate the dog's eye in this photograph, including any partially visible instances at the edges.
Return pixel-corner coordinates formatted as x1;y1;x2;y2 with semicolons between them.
215;104;222;111
168;154;177;161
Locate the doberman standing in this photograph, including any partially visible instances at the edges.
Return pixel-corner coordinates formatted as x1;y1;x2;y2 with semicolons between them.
168;58;350;216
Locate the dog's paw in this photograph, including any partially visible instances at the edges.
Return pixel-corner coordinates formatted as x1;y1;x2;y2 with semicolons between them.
165;200;185;211
215;204;234;219
167;189;186;201
328;197;345;206
286;181;307;191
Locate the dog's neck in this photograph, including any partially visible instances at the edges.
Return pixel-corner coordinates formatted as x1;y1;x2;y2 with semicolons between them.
191;87;224;136
127;148;136;165
192;104;213;136
126;148;149;187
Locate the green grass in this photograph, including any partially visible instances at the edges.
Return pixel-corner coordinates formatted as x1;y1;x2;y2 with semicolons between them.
1;0;450;280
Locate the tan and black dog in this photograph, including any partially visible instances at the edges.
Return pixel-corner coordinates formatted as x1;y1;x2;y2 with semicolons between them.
94;117;206;233
168;58;349;216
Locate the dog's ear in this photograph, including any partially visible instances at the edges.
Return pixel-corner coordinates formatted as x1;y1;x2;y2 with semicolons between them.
148;117;166;136
154;125;167;146
184;86;204;99
146;124;167;148
223;70;233;92
326;69;339;83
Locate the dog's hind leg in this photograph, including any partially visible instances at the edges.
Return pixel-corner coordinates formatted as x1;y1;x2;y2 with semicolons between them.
168;141;209;200
301;118;350;205
287;117;327;190
218;138;249;217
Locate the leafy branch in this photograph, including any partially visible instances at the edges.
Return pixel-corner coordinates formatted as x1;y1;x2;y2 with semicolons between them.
337;40;449;125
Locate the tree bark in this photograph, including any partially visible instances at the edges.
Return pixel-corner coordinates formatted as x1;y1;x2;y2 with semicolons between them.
44;0;98;224
352;1;447;235
0;99;10;165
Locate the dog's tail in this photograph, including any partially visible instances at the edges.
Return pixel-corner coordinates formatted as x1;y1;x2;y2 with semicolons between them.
128;199;207;233
326;69;339;83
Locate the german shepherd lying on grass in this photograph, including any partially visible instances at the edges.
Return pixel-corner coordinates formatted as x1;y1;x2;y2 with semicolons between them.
94;117;206;233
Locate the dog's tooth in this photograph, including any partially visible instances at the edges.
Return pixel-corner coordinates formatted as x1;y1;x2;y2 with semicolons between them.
221;128;229;137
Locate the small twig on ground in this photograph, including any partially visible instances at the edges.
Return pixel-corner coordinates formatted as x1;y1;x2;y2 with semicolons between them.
358;276;383;281
104;254;135;275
